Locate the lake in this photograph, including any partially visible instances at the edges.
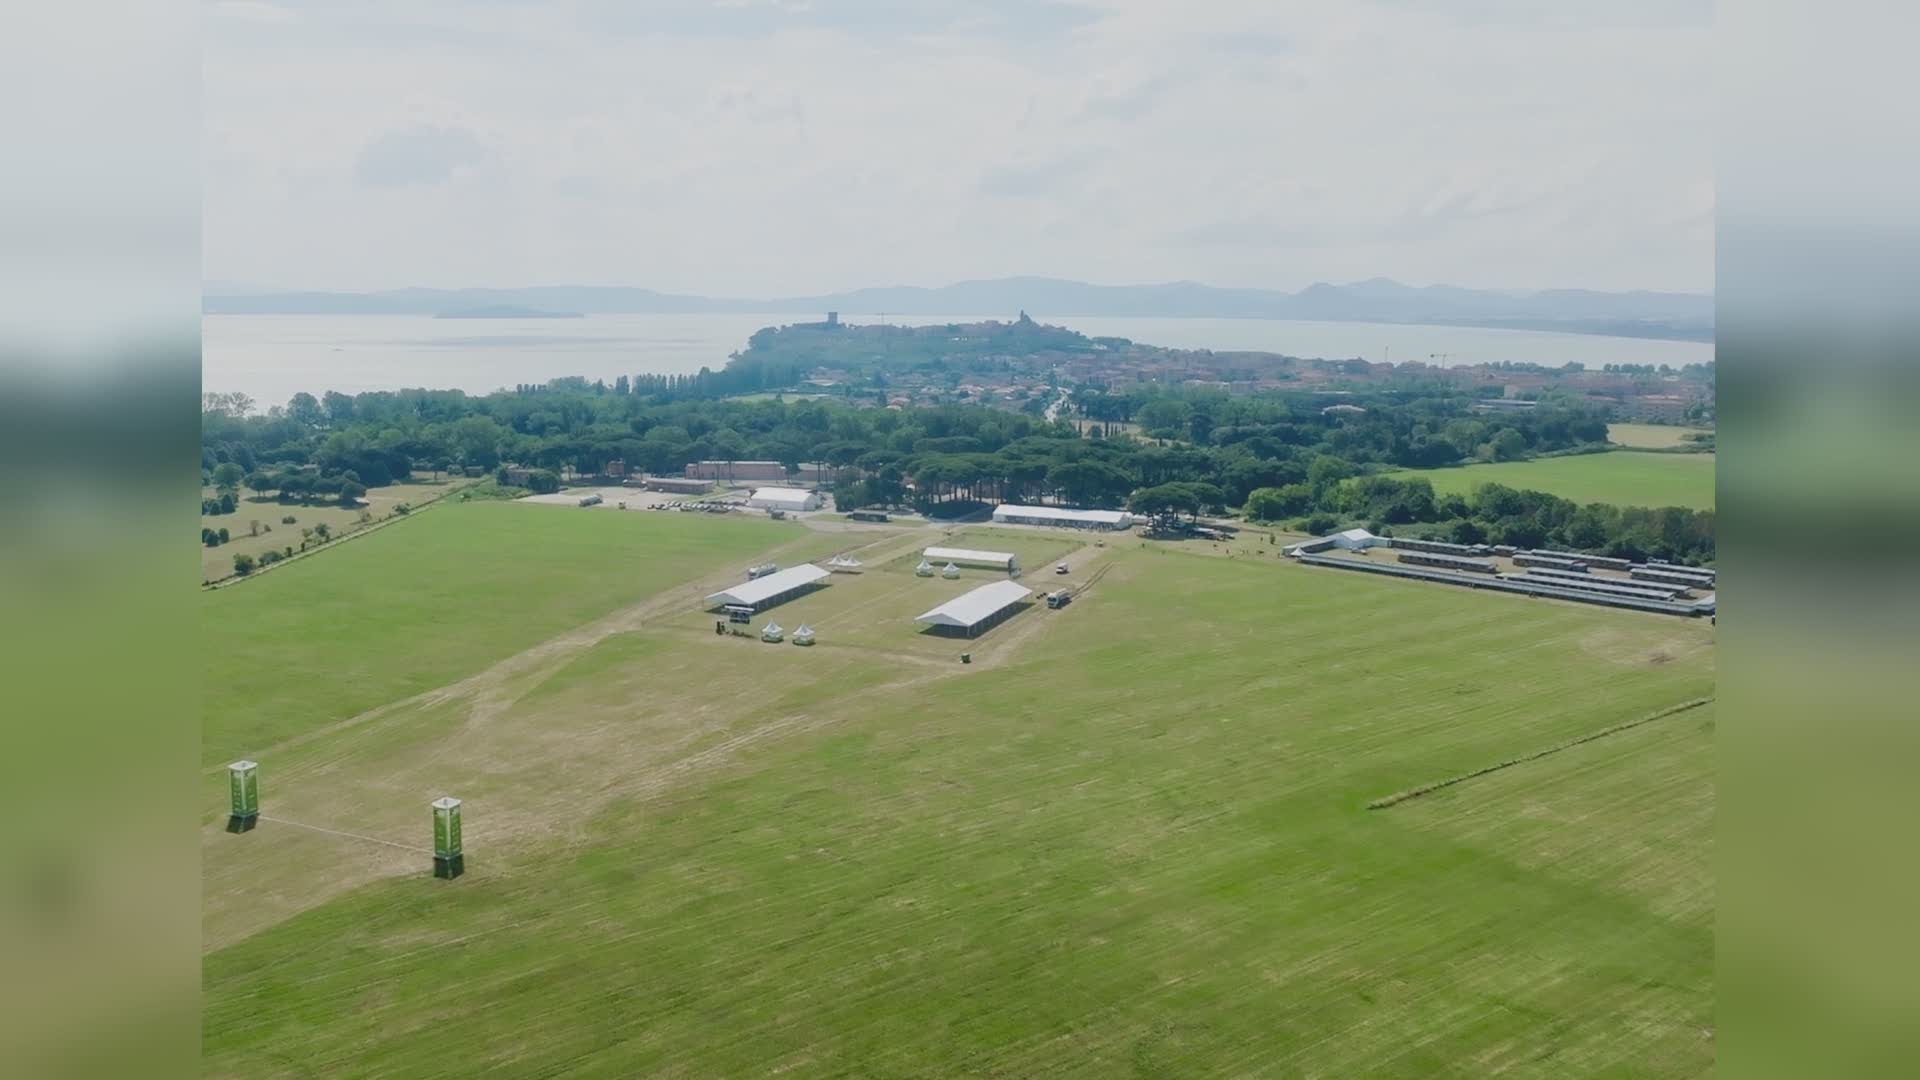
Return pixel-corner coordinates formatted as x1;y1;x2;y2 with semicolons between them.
203;312;1714;405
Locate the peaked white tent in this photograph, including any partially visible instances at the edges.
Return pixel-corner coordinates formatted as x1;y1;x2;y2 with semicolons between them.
705;564;830;611
761;621;784;642
914;559;934;577
792;624;816;646
941;562;961;579
914;580;1033;637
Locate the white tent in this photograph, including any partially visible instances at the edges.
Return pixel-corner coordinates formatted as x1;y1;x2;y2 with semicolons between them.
1329;528;1383;551
705;564;831;610
761;621;784;642
747;487;823;512
991;504;1134;530
914;559;934;577
915;580;1033;636
941;562;961;579
792;624;816;646
923;546;1017;571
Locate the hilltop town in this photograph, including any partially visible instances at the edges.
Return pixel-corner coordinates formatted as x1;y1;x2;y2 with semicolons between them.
729;314;1715;426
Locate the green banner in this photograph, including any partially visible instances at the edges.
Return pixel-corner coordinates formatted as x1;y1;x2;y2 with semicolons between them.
433;799;462;858
228;763;258;816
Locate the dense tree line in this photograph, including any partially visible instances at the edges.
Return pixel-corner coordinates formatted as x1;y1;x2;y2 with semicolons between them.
203;377;1707;560
1242;474;1714;564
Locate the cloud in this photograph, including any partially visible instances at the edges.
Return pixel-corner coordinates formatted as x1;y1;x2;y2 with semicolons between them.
205;1;1714;294
977;152;1097;198
353;126;488;188
208;1;296;24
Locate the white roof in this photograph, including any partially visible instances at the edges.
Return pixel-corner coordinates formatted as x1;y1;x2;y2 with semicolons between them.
915;580;1033;628
750;486;815;504
924;546;1016;566
993;504;1133;525
1332;528;1376;541
705;563;830;606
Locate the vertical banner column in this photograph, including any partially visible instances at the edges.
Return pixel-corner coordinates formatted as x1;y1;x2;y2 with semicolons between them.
226;760;259;833
432;796;464;879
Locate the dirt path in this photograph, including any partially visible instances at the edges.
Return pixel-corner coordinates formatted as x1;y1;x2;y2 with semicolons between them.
203;526;1120;949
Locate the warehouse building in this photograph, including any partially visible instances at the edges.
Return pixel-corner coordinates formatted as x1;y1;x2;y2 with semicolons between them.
915;580;1033;637
704;564;830;612
634;475;712;495
991;504;1135;531
685;460;788;482
748;487;823;512
922;546;1018;572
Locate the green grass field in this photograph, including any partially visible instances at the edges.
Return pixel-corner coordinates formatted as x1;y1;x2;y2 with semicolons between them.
1392;450;1717;509
203;513;1714;1076
201;502;816;766
1607;422;1714;450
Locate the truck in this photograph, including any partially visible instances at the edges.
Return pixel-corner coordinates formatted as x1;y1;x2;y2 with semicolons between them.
1046;589;1073;609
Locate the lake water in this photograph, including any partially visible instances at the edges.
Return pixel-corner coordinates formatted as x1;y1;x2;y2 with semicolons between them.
203;312;1714;406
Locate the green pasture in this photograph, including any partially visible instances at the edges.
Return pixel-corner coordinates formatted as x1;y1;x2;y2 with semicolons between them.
204;513;1715;1076
1392;450;1716;510
201;502;805;767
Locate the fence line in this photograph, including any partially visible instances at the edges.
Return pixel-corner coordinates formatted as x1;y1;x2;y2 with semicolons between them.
1366;696;1714;810
258;814;434;855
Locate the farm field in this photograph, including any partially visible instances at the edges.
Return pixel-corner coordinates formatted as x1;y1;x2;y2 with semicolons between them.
203;512;1715;1076
200;479;462;582
201;500;837;766
1391;450;1716;510
1608;422;1714;449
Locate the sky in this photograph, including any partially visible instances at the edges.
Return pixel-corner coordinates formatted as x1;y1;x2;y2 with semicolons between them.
204;0;1714;296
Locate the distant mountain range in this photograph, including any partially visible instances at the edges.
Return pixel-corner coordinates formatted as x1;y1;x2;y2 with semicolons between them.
203;276;1714;341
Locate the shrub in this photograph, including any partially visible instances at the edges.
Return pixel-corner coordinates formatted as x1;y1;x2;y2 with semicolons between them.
232;553;256;575
281;515;297;525
392;503;411;515
1301;513;1339;536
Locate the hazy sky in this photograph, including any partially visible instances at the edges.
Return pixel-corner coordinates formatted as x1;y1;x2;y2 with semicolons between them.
204;0;1713;296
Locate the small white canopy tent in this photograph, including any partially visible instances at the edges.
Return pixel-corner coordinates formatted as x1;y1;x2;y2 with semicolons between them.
761;621;784;642
941;562;961;579
792;624;816;646
915;559;934;577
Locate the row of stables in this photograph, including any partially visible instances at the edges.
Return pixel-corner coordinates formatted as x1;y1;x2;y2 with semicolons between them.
701;555;1050;641
1285;529;1716;617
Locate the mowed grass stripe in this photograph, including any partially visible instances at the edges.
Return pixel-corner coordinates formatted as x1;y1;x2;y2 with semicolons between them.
201;502;790;766
205;537;1713;1076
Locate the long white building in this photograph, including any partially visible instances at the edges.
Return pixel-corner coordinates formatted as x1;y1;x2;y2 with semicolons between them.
748;486;823;512
923;546;1018;571
992;504;1134;531
915;580;1032;637
705;564;830;611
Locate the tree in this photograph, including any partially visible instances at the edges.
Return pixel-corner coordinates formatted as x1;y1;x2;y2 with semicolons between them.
232;553;256;576
322;391;356;427
245;471;275;499
526;469;561;494
217;491;236;514
287;392;324;428
313;522;332;541
1243;484;1315;522
210;461;245;495
217;527;230;543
